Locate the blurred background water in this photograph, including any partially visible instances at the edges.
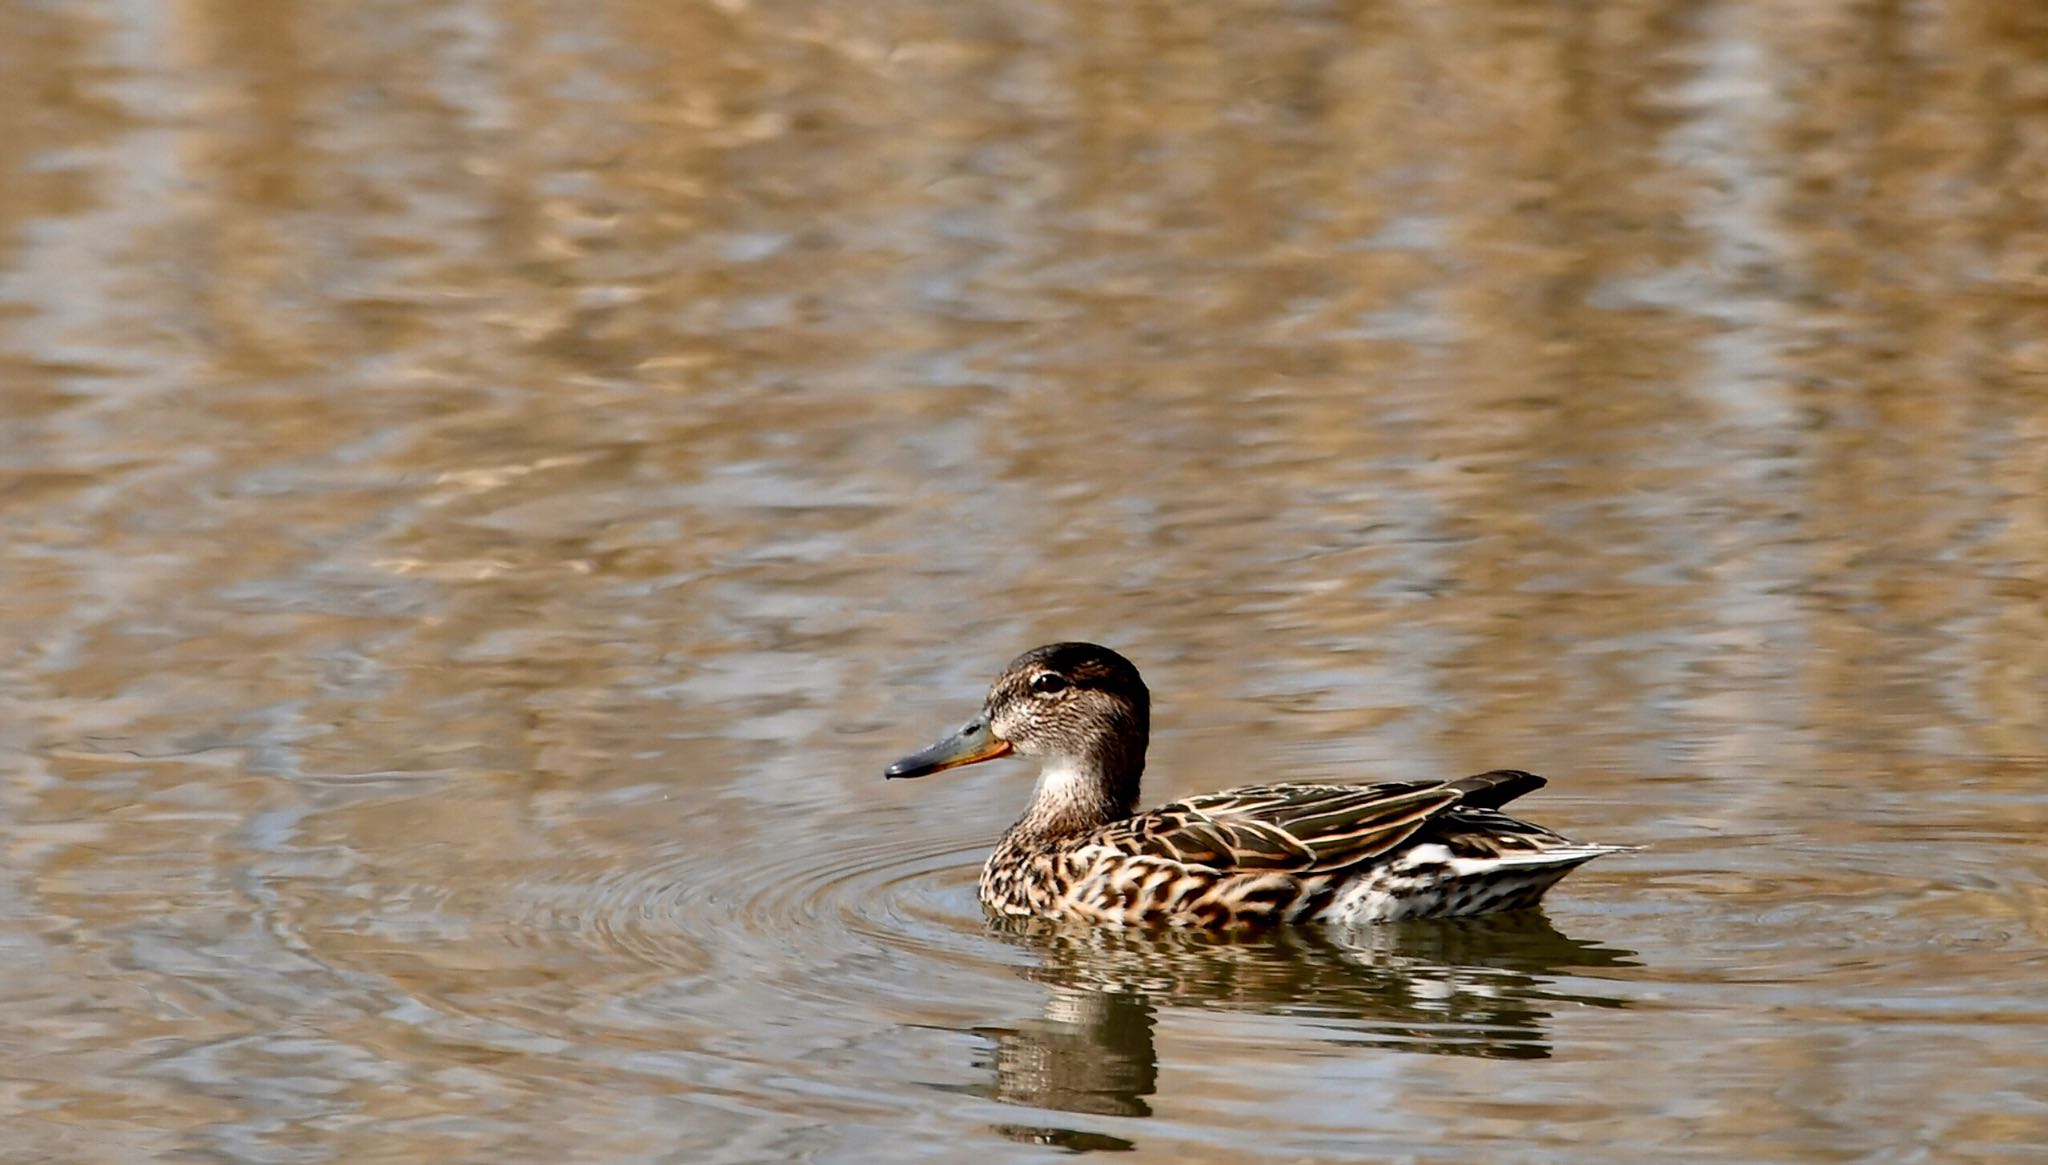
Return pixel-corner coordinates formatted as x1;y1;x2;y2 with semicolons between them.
1;1;2045;1161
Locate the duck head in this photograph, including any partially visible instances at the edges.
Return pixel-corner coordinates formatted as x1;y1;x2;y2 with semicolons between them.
886;643;1152;825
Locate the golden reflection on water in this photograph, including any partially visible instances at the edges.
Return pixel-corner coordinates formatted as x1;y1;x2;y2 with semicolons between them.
2;0;2046;1162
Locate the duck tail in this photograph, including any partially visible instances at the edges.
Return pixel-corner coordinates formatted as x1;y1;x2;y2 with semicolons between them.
1443;769;1547;809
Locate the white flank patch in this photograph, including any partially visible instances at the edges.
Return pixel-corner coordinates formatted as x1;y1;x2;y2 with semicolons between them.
1327;883;1447;923
1396;844;1453;868
1447;844;1631;876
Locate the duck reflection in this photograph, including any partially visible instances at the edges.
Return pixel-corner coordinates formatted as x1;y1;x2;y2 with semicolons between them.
980;982;1159;1119
971;912;1635;1146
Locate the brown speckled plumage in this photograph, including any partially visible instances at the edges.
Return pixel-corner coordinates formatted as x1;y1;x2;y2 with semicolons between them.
887;644;1630;929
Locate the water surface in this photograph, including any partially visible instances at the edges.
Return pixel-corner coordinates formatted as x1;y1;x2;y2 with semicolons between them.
2;1;2045;1161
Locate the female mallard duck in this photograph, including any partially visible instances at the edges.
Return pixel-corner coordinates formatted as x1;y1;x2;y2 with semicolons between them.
886;643;1629;928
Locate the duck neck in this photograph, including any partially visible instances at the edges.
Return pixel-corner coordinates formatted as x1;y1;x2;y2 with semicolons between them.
1005;745;1144;846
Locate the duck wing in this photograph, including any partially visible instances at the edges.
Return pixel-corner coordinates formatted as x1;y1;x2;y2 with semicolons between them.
1098;777;1501;875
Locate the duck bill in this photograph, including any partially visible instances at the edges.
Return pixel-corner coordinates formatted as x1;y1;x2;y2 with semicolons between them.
885;715;1013;779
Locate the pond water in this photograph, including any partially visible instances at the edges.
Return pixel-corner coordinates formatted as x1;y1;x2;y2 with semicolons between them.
2;1;2045;1161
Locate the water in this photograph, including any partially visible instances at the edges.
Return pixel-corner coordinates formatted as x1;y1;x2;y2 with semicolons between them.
2;1;2045;1161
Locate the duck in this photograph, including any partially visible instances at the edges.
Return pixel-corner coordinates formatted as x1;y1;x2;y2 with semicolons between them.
886;642;1630;928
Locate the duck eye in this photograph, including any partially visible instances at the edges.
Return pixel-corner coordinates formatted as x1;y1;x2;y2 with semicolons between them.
1029;673;1069;696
